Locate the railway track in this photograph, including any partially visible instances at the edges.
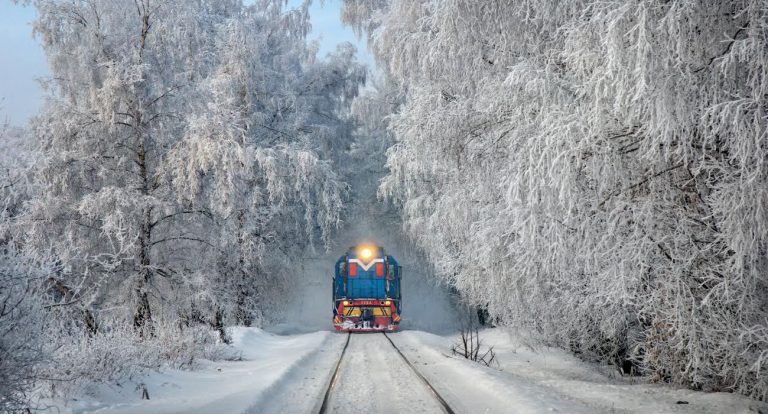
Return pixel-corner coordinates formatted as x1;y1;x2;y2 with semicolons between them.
317;332;456;414
318;332;351;414
382;332;456;414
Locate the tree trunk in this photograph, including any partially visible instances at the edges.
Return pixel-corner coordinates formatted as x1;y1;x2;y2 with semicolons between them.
133;108;154;334
133;4;154;333
235;283;253;327
47;277;99;335
213;307;230;344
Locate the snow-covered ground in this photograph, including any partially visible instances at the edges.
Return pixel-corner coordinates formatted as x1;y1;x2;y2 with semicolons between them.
54;328;337;414
325;333;445;413
51;326;768;414
389;329;768;414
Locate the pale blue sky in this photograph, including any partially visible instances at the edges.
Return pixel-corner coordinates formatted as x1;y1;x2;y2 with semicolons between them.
0;0;372;127
0;2;47;127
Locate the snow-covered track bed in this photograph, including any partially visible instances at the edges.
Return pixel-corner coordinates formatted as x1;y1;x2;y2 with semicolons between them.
381;332;456;414
320;332;453;414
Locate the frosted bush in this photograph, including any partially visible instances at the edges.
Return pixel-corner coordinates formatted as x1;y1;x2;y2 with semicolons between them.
41;321;228;399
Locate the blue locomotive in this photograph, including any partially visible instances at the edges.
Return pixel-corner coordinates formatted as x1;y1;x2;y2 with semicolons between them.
333;244;402;331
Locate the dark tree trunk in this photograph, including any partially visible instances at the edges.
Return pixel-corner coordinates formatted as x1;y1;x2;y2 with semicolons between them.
133;101;154;335
477;305;490;326
213;307;230;344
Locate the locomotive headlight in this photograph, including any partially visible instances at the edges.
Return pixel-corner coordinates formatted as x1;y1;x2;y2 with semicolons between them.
384;300;391;306
343;300;349;306
360;248;372;259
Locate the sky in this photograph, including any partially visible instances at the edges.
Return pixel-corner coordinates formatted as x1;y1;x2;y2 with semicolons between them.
0;3;47;127
0;0;373;127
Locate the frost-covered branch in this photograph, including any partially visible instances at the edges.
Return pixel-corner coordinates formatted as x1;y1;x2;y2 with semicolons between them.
346;0;768;400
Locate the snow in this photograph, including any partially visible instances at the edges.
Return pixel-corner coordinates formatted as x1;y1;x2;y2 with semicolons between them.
388;331;599;414
48;326;768;413
325;333;444;413
53;328;332;414
388;329;768;414
253;331;347;414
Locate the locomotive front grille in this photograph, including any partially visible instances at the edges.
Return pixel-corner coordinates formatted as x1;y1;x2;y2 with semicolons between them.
341;306;391;317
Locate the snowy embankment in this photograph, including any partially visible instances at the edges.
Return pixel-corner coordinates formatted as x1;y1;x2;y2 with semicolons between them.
52;328;335;414
50;327;768;413
390;329;768;414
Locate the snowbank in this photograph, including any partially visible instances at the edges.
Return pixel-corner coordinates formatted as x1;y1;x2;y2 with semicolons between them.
51;328;330;414
390;329;768;414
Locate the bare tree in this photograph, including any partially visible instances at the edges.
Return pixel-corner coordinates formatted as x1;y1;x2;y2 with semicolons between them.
451;315;497;368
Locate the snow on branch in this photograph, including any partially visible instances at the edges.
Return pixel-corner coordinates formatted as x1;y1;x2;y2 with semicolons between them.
346;0;768;400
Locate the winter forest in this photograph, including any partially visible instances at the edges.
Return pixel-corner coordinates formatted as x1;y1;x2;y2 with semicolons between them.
2;0;768;412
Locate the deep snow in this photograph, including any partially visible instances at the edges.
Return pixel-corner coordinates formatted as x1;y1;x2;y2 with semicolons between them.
54;328;335;414
389;329;768;414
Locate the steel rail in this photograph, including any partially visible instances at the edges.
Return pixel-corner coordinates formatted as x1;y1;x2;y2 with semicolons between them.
317;332;351;414
383;332;457;414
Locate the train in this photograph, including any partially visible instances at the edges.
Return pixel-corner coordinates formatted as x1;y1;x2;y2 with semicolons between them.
332;244;402;331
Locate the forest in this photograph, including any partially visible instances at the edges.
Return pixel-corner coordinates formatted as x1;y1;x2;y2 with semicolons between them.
2;0;767;411
342;0;768;401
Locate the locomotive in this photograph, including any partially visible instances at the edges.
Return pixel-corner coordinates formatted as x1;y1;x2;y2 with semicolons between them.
332;244;402;331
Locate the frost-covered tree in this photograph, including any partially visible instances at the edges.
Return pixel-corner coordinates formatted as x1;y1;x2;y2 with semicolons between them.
164;4;365;328
25;0;364;340
0;0;366;406
27;0;241;336
346;75;400;198
0;121;52;413
345;0;768;399
0;245;51;414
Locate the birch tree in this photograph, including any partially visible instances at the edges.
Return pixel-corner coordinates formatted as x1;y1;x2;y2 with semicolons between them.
26;0;363;338
28;0;230;336
164;2;364;327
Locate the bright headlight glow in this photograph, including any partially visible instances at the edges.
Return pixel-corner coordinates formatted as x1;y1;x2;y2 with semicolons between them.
360;248;372;259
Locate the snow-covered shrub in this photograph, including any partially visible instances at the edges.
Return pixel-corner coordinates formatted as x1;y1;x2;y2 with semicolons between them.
0;247;50;413
0;123;51;412
39;320;228;399
344;0;768;400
